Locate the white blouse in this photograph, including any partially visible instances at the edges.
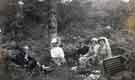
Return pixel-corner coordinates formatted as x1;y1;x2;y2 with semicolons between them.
50;47;65;58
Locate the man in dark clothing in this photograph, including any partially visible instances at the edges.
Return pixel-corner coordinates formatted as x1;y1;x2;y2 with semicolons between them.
7;44;54;73
8;46;36;70
75;41;89;66
11;47;26;65
77;41;89;57
77;46;89;56
1;40;55;73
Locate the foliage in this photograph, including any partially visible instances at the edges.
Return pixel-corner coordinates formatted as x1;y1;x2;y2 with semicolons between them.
56;0;128;43
57;0;87;33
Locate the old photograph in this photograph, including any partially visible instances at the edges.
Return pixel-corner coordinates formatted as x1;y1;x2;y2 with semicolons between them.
0;0;134;80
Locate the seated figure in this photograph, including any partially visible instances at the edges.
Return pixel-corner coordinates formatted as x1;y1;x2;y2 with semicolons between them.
0;41;55;74
50;38;66;66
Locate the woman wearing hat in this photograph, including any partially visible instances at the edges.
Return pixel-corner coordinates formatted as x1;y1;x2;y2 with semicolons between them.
88;37;99;57
79;37;99;68
96;37;112;75
97;37;112;62
50;38;66;66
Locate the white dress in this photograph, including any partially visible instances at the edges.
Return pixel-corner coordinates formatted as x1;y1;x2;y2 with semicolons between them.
50;47;65;65
50;47;65;58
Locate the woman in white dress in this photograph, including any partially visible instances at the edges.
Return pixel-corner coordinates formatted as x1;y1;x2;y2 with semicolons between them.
96;37;112;75
50;38;66;66
97;37;112;61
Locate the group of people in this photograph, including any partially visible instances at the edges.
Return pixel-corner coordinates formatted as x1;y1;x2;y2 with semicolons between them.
67;36;112;72
78;37;112;67
0;36;113;75
50;36;112;69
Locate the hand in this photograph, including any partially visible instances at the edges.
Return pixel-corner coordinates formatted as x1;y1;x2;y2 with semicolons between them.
79;56;88;64
25;55;28;61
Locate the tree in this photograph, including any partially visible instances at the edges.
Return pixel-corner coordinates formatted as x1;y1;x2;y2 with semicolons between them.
57;0;87;33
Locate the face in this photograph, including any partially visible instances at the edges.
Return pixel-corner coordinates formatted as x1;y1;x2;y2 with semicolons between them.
91;41;97;45
98;40;105;46
52;43;58;47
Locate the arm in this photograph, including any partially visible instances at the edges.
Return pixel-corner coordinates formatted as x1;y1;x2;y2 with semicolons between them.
106;47;112;58
59;48;65;58
50;48;55;58
83;52;90;57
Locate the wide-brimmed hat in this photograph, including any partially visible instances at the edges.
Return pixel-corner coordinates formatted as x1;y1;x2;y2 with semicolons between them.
98;37;106;43
51;38;58;44
23;45;29;50
91;37;98;42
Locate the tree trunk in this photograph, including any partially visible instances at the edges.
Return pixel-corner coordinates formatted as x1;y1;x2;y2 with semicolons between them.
47;0;58;42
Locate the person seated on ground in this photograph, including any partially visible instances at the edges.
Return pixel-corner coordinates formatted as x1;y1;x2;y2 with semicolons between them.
23;46;55;73
7;41;27;66
6;41;53;73
76;40;89;62
97;37;112;64
71;38;99;72
76;40;89;67
77;40;89;57
50;38;66;66
79;38;99;68
86;38;100;65
84;38;99;58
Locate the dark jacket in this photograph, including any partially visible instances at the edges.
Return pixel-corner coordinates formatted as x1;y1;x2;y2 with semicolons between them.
77;46;89;56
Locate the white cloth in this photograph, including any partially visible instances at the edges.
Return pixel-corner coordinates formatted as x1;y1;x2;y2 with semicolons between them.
51;38;57;43
50;47;65;58
98;37;112;58
88;44;100;56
